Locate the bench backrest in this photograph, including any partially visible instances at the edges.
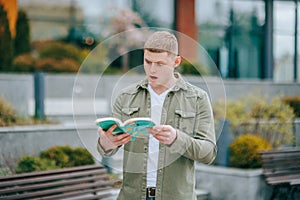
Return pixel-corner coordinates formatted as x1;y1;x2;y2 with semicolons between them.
0;165;119;200
259;147;300;185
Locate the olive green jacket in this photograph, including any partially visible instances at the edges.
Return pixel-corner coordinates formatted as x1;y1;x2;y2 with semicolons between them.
97;73;217;200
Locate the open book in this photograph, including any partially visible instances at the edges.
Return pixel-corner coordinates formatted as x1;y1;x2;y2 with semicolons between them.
95;117;155;140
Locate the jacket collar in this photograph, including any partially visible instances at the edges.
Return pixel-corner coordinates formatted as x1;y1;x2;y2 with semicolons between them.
137;72;188;91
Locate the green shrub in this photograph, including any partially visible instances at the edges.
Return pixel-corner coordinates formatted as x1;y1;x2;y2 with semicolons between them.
36;57;79;73
0;167;12;176
0;98;53;126
177;59;209;75
33;41;84;73
15;146;95;173
15;156;57;174
40;146;72;168
0;98;18;126
58;58;80;72
70;147;95;166
30;40;110;74
40;145;95;168
35;57;59;72
80;48;108;73
213;92;295;147
282;96;300;118
38;41;83;63
12;54;36;72
229;134;271;169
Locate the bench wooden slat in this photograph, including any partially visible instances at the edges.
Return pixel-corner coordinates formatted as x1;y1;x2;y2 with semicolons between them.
260;148;300;185
260;147;300;154
259;147;300;199
0;168;107;187
0;165;104;181
267;174;300;184
261;158;300;166
263;167;300;175
261;155;300;161
1;180;115;200
72;192;114;200
0;165;118;200
0;174;109;194
290;179;300;185
33;187;113;200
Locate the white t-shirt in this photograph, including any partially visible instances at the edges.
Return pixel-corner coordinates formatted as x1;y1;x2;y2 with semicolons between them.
147;85;172;187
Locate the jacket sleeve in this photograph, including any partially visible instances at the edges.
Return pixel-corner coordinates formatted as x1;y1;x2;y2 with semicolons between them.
97;138;120;157
168;92;217;164
96;94;124;157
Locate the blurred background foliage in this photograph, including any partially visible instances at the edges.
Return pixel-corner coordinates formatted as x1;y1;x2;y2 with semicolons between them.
15;145;95;173
0;98;52;126
13;41;88;73
213;92;296;148
213;93;300;168
0;4;14;71
282;96;300;118
177;59;210;76
0;98;18;126
0;2;215;75
229;134;271;169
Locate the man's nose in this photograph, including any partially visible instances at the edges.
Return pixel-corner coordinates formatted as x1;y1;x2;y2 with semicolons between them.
149;63;156;73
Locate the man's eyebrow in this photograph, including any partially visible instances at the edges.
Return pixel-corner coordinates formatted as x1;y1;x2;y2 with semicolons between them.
157;61;167;64
145;58;166;64
144;58;151;62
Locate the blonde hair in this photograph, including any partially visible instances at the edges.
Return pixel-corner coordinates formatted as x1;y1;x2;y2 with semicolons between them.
144;31;178;55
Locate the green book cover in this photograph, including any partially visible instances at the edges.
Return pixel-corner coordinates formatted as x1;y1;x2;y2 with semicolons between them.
95;117;155;141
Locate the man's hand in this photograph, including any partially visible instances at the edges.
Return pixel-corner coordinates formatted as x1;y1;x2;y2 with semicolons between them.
147;125;177;145
98;124;132;151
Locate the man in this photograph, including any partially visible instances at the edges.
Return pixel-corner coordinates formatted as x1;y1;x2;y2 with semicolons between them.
97;31;216;200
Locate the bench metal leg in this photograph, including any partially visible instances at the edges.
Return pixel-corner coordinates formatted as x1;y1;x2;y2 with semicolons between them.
288;185;300;200
270;186;279;200
287;186;295;200
270;185;292;200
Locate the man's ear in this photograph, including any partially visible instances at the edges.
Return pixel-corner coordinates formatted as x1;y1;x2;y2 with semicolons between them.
174;56;181;68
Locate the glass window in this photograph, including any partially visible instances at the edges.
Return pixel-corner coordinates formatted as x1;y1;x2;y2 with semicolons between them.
274;1;296;82
196;0;264;79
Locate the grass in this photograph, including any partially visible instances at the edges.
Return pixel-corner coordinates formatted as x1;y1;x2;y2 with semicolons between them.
0;98;57;127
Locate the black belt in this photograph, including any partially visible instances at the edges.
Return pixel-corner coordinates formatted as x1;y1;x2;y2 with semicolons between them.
146;187;156;198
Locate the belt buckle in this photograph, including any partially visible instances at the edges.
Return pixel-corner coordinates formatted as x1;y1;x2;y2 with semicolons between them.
147;187;156;197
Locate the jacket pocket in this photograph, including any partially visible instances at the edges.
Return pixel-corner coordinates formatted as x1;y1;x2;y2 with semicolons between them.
121;107;140;120
174;109;196;135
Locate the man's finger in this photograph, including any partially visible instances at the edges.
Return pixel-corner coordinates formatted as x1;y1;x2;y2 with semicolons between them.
153;125;162;132
114;133;131;140
161;125;172;131
147;128;160;136
115;134;132;146
105;124;117;136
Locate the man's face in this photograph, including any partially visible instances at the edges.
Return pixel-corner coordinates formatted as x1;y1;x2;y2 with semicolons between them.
144;50;180;92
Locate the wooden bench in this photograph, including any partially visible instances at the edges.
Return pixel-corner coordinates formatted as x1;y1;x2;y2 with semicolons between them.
259;147;300;200
0;165;120;200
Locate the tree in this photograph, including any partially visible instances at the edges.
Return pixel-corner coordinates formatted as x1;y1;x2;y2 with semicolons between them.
0;4;13;70
14;10;31;56
105;7;148;72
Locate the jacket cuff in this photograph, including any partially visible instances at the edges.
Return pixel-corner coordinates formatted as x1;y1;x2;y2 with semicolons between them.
168;129;190;155
96;138;118;157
